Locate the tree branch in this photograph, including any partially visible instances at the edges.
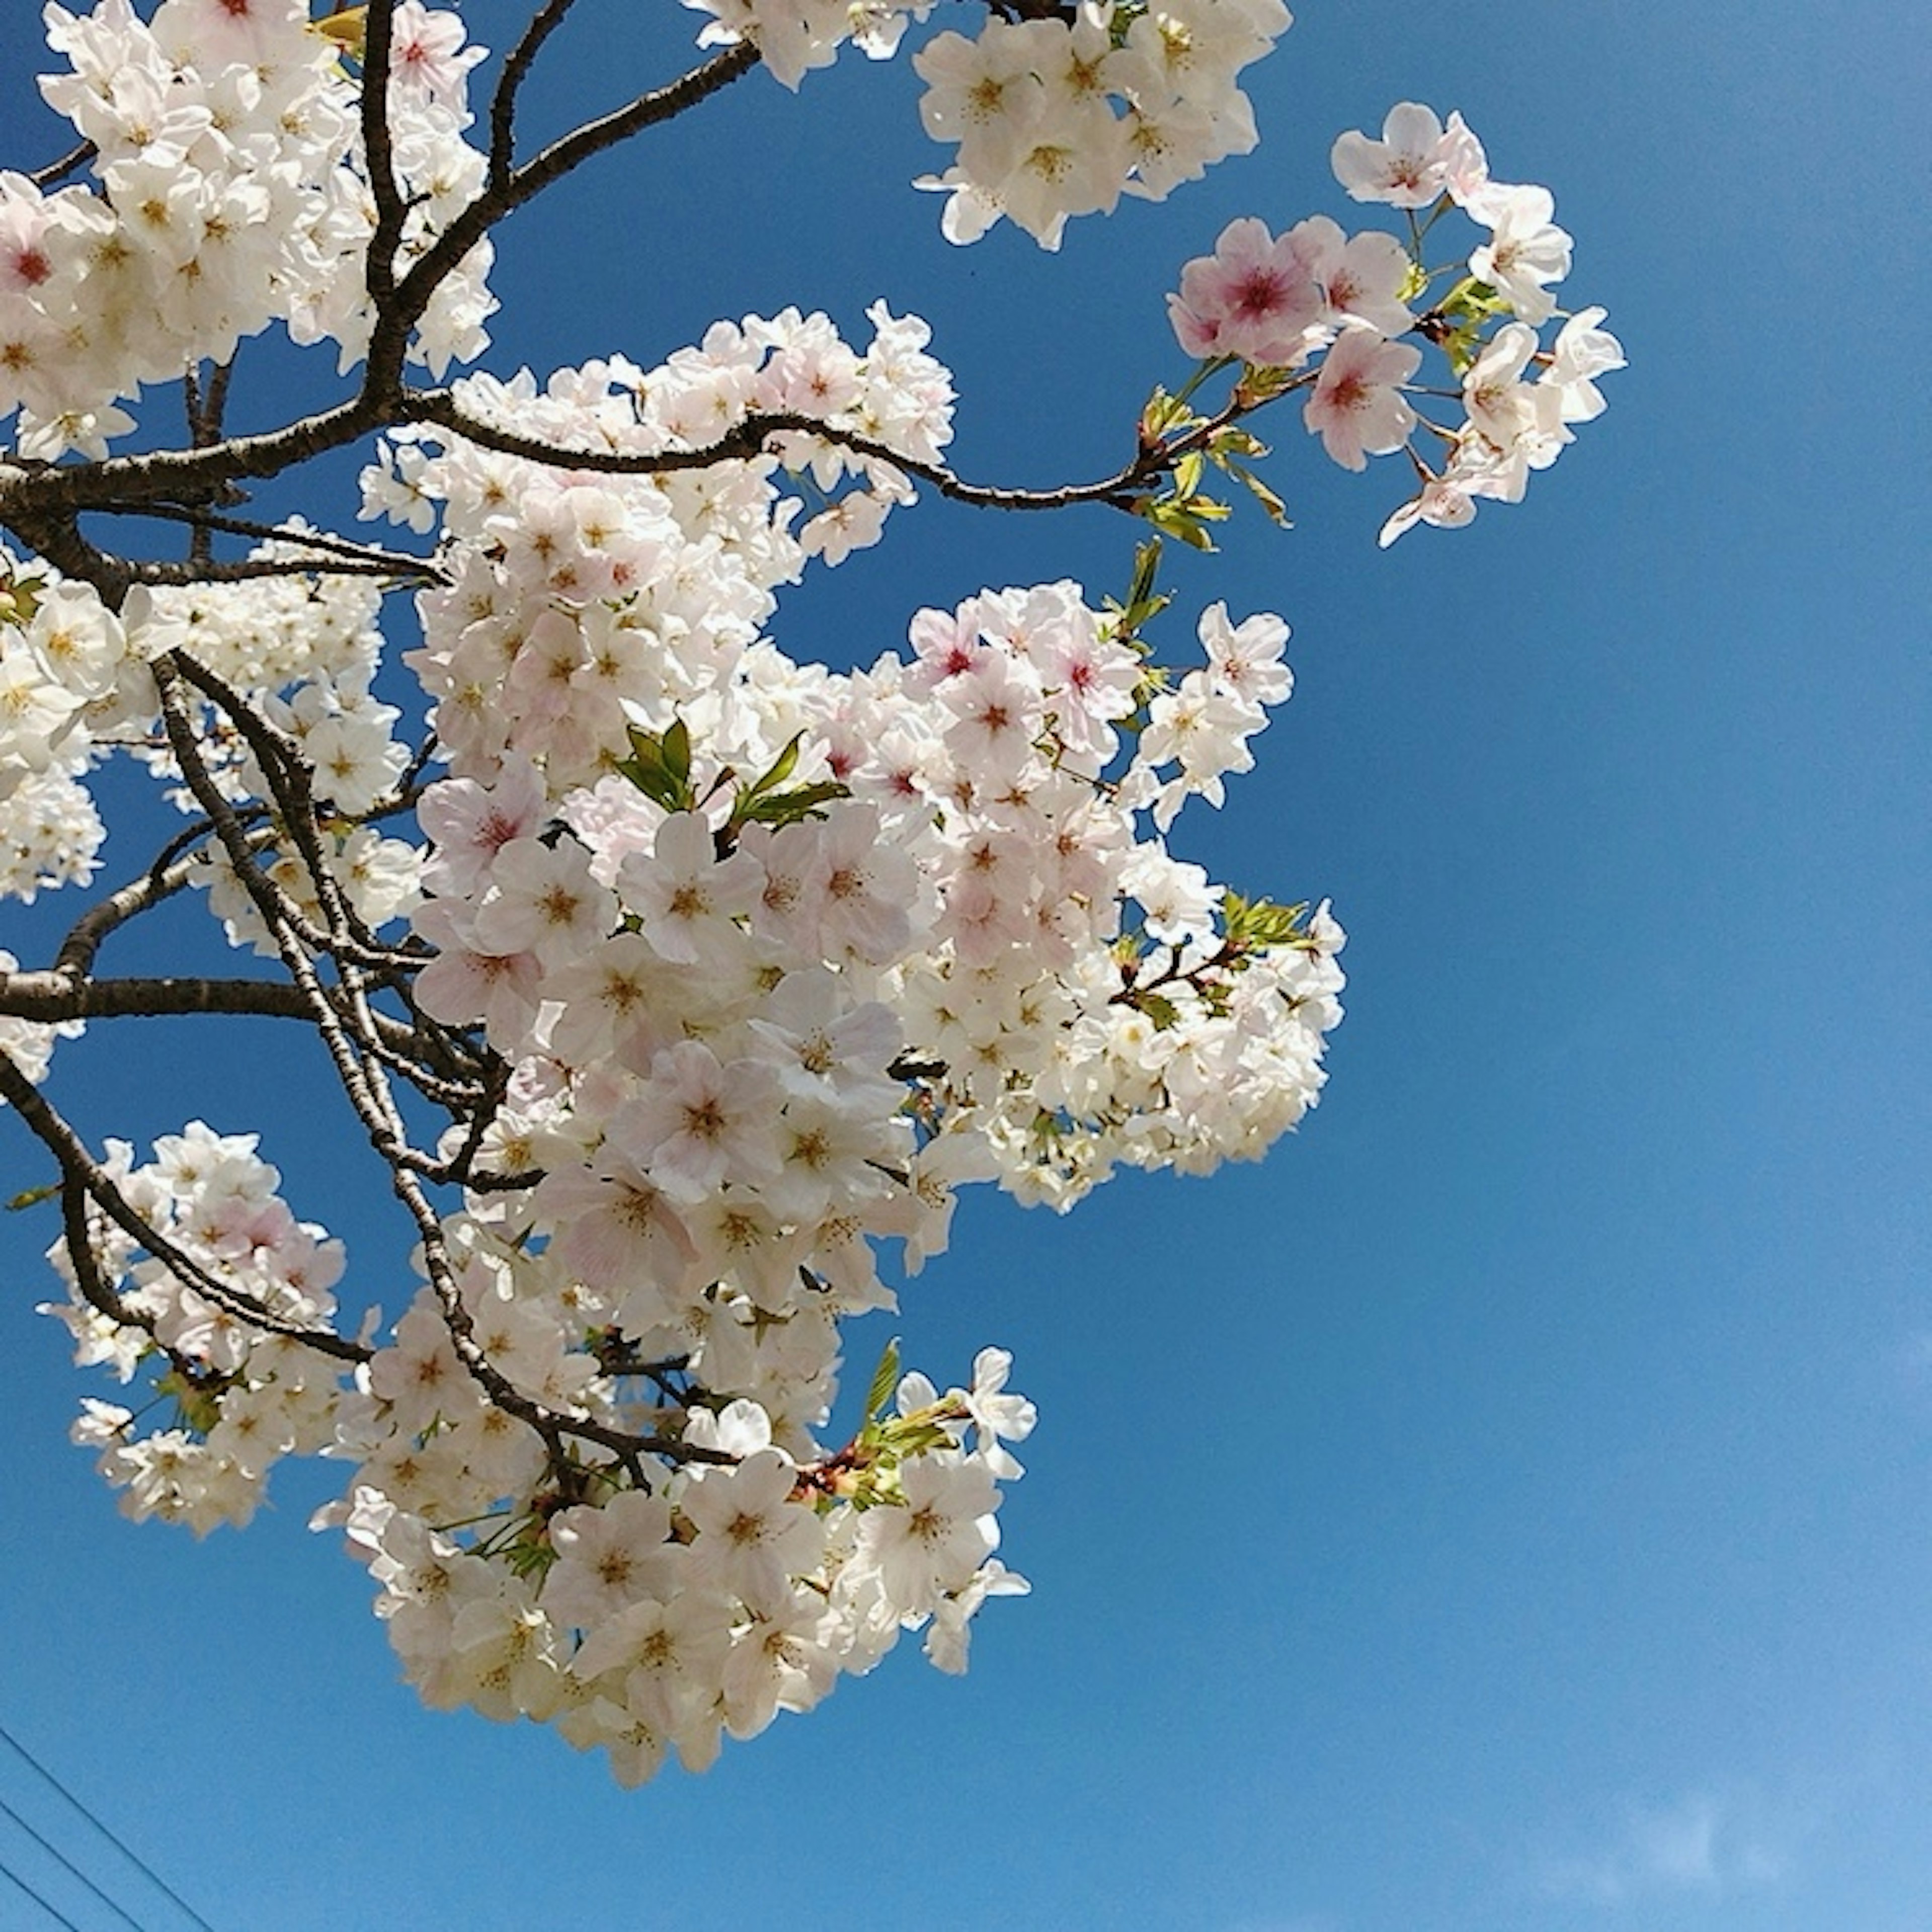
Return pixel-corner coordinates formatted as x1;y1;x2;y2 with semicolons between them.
29;139;94;189
0;1049;369;1364
369;42;761;385
0;973;314;1023
406;394;1152;511
96;504;443;584
360;0;407;307
489;0;585;192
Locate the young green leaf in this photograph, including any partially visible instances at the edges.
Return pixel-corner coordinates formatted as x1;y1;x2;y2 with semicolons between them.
865;1336;902;1426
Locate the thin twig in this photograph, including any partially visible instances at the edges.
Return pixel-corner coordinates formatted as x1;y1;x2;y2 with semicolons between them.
28;140;94;189
97;502;443;581
0;1049;369;1363
369;43;761;385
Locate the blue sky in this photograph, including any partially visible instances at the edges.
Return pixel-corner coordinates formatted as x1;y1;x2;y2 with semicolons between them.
1;3;1926;1927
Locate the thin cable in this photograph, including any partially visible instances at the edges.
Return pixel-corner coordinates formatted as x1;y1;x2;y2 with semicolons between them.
0;1850;84;1931
0;1726;213;1932
0;1791;145;1930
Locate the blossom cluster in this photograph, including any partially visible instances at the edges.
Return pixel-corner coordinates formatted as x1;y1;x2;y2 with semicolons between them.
1;0;493;457
3;6;1613;1789
0;541;424;935
48;1118;1035;1781
26;270;1342;1775
687;0;1291;247
1167;103;1624;540
46;1122;348;1534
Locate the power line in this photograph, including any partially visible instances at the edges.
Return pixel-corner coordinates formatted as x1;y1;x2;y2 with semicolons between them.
0;1725;213;1932
0;1790;146;1931
0;1849;84;1932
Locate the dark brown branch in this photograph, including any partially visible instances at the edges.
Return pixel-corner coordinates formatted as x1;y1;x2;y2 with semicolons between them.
0;972;312;1023
0;1048;370;1363
130;553;424;586
4;508;132;606
1;44;761;529
29;140;95;189
361;0;406;306
53;824;264;981
392;1145;732;1470
406;392;1205;514
170;654;421;973
97;502;443;581
201;357;235;440
0;972;469;1113
61;1174;139;1333
489;0;585;191
0;394;389;518
370;43;760;385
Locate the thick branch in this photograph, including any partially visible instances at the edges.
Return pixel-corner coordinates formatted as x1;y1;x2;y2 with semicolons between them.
0;395;389;518
361;0;407;306
0;973;313;1023
0;48;761;528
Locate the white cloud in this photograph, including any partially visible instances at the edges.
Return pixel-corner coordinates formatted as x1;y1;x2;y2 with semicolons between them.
1534;1789;1787;1907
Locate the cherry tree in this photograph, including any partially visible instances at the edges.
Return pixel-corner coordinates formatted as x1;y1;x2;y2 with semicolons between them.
0;0;1619;1785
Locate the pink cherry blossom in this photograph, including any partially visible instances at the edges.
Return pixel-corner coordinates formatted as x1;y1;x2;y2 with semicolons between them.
1304;328;1421;470
1167;216;1325;366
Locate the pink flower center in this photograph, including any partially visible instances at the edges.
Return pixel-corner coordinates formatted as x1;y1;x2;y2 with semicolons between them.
1232;270;1289;321
1327;373;1367;414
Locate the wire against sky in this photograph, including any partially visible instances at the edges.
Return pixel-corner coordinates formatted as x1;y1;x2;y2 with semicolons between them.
0;1850;85;1932
0;1788;145;1931
0;1724;213;1932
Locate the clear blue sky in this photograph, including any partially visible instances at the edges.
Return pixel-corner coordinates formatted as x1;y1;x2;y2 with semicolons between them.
2;4;1926;1928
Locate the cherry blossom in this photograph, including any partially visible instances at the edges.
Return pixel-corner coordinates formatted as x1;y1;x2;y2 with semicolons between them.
0;8;1618;1793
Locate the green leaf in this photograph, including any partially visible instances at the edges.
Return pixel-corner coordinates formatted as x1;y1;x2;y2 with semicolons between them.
746;731;802;800
1114;591;1172;642
617;722;697;812
314;6;370;62
505;1536;559;1581
1232;365;1298;408
1107;540;1173;654
662;715;691;788
0;570;48;629
1228;461;1293;528
1137;991;1181;1030
157;1369;223;1437
1139;387;1195;445
1141;498;1219;551
1208;426;1267;463
6;1183;58;1212
738;779;850;828
1225;893;1310;949
864;1336;902;1425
